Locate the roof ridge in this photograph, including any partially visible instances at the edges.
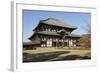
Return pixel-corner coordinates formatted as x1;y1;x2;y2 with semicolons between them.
40;18;77;28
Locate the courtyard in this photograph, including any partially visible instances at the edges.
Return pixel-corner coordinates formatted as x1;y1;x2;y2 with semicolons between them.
23;48;91;62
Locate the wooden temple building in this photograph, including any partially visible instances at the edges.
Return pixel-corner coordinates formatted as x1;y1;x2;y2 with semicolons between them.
23;18;81;49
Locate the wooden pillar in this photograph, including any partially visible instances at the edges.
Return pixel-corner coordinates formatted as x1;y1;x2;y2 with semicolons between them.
69;39;70;48
72;39;73;48
68;39;69;48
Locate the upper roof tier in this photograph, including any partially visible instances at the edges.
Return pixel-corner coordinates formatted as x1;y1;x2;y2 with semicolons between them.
39;18;77;29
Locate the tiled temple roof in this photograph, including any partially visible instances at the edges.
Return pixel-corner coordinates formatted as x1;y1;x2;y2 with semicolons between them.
35;31;60;36
23;42;36;45
23;41;40;46
40;18;77;29
34;31;80;38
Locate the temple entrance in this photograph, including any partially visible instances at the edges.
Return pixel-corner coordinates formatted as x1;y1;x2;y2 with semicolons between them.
64;42;67;47
52;42;56;47
65;42;69;47
58;42;62;47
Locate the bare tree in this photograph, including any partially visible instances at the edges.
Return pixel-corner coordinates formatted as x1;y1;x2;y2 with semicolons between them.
81;18;91;34
82;23;91;34
79;19;91;48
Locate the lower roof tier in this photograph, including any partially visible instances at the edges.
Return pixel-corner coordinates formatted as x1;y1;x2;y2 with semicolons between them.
29;31;81;40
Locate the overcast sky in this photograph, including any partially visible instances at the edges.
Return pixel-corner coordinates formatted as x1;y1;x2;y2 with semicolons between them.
23;10;91;42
